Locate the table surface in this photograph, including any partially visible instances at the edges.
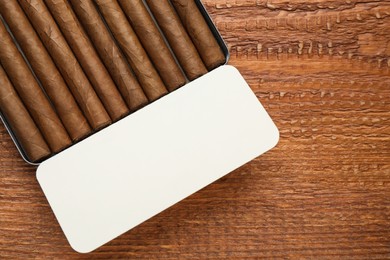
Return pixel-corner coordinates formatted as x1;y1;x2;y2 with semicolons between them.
1;1;389;259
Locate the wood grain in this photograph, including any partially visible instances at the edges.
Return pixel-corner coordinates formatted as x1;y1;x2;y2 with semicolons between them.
1;0;389;258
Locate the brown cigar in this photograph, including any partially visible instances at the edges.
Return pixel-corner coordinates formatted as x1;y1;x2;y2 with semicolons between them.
43;0;129;121
0;1;91;141
0;65;51;162
170;0;225;70
95;0;168;102
0;21;71;153
145;0;207;81
69;0;148;111
18;0;111;130
118;0;186;91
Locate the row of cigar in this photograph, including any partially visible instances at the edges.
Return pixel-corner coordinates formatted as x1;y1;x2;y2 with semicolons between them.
0;0;226;163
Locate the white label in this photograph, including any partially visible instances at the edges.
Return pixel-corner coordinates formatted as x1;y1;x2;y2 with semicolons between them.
37;65;279;253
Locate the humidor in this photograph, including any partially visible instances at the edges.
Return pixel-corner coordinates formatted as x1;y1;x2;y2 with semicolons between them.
0;0;279;253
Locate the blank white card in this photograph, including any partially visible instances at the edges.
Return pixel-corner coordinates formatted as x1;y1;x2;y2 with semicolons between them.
37;65;279;253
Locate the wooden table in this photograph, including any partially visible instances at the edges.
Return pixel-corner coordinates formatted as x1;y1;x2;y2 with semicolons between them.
1;1;389;258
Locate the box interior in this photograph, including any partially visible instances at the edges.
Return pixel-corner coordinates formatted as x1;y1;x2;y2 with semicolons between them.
0;0;229;165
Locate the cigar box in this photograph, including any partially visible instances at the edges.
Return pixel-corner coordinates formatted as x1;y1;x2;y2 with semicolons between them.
0;1;279;253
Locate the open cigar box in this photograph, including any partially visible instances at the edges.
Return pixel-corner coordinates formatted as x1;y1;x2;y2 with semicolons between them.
0;0;279;253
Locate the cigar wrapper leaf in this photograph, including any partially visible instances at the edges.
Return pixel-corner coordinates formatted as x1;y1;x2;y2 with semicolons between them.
44;0;129;121
0;0;91;141
95;0;168;102
145;0;208;81
119;0;186;91
0;65;51;162
0;20;71;153
70;0;148;111
18;0;112;130
171;0;226;70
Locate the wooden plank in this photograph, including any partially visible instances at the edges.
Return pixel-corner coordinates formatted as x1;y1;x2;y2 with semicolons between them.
0;0;389;258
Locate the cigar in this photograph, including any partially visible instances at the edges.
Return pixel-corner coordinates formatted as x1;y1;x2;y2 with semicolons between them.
145;0;207;81
118;0;186;91
43;0;129;121
69;0;148;111
0;21;71;153
18;0;111;130
0;65;51;162
0;1;91;141
95;0;168;102
170;0;225;70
